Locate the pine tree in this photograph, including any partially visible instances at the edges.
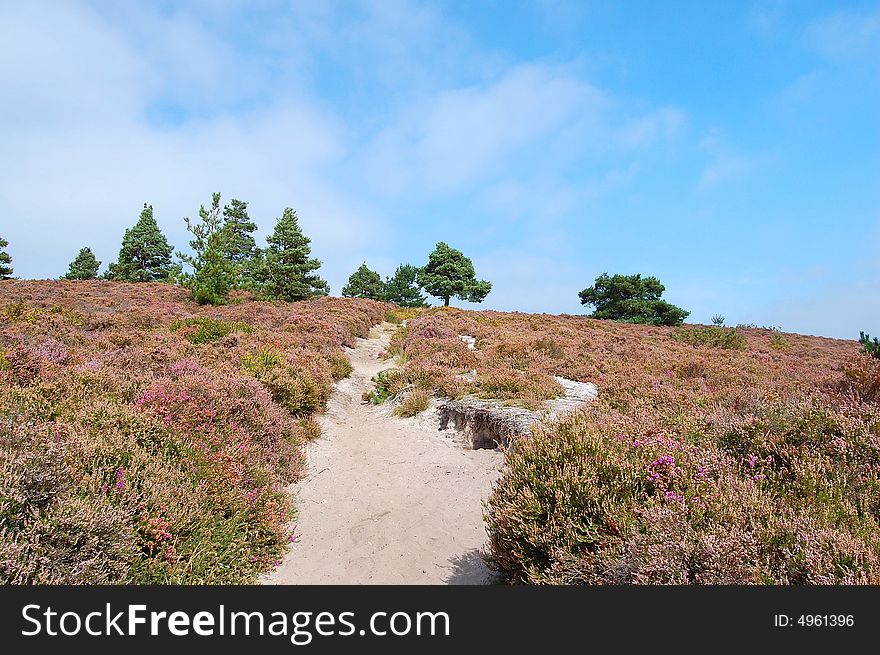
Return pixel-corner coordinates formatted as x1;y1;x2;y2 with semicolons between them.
257;208;329;301
342;263;384;300
178;193;237;305
63;247;101;280
578;273;689;326
107;204;175;282
222;198;260;288
0;237;12;279
417;242;491;306
382;264;427;307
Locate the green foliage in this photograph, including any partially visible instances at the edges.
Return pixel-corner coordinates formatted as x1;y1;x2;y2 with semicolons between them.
417;242;491;307
241;356;327;416
62;247;101;280
327;352;353;381
671;325;747;350
178;193;237;305
393;388;430;417
106;204;176;282
256;208;329;301
170;317;254;344
364;369;405;404
221;198;261;289
240;348;282;374
860;332;880;360
579;273;689;326
342;263;384;300
770;330;790;351
0;236;12;279
382;264;427;307
712;314;725;326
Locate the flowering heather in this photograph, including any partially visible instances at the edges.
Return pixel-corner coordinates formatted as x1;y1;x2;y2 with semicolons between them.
0;280;387;584
399;308;880;584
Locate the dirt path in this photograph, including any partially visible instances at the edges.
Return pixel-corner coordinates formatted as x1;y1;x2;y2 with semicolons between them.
262;323;504;585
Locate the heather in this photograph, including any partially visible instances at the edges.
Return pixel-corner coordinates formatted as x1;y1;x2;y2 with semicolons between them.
0;280;387;583
396;309;880;584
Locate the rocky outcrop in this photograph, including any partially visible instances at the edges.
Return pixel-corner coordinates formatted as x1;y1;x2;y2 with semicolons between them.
438;377;598;449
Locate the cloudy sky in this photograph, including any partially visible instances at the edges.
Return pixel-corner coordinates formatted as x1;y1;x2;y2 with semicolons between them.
1;1;878;338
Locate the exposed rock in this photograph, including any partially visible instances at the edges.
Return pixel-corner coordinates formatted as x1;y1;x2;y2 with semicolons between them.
459;335;476;350
438;397;538;449
455;369;477;382
438;377;599;450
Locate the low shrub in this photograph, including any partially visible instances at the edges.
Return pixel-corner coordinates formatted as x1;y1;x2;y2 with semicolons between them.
327;352;353;381
842;355;880;404
770;330;790;351
486;401;880;584
170;317;254;344
384;310;403;325
860;332;880;360
364;369;405;404
671;325;747;350
240;348;283;375
248;364;327;416
394;388;430;417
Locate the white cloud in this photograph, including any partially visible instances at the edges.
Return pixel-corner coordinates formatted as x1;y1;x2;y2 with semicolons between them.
806;7;880;62
0;2;386;289
0;0;685;297
696;133;761;191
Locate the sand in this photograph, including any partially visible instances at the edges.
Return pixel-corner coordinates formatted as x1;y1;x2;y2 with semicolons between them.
261;323;504;585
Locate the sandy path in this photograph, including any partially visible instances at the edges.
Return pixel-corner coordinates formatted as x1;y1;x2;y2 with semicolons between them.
262;323;503;585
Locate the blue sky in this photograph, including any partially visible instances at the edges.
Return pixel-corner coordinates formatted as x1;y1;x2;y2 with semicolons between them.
1;1;878;338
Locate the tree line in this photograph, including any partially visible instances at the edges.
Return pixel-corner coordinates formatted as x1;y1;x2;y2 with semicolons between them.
1;195;706;325
0;194;495;310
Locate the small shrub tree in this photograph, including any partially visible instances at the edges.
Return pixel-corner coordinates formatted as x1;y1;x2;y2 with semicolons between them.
382;264;427;307
579;273;689;326
342;263;384;300
62;247;101;280
178;193;237;305
257;208;329;301
417;242;491;307
106;204;176;282
0;237;12;279
860;332;880;360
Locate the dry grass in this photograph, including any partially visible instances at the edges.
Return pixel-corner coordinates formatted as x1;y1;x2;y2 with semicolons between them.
394;388;430;417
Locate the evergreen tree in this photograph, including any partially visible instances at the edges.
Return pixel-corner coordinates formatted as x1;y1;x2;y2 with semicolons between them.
578;273;689;326
107;204;175;282
257;208;329;301
382;264;427;307
342;263;384;300
221;198;260;288
178;193;237;305
417;242;491;307
0;237;12;279
63;247;101;280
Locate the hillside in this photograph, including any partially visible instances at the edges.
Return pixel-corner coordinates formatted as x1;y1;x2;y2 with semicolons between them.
2;281;878;584
387;309;879;583
0;280;387;583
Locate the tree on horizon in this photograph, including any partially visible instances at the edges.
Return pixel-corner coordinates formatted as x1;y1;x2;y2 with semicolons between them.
578;272;689;326
417;242;491;307
0;237;12;279
178;193;237;305
221;198;260;289
382;264;427;307
342;263;384;300
106;203;176;282
63;247;101;280
257;207;329;301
